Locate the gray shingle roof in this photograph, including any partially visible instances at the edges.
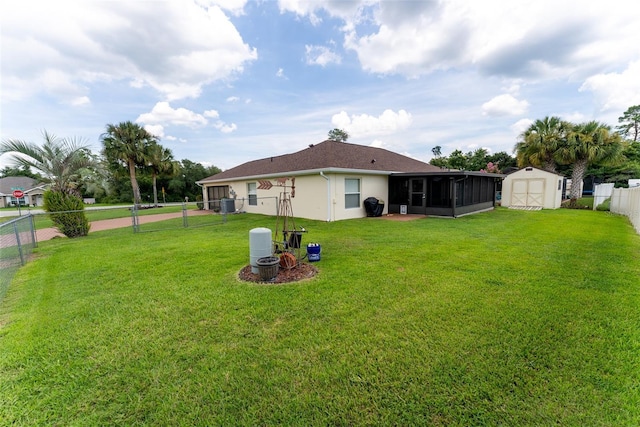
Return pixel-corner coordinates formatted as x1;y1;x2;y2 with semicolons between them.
199;140;441;182
0;176;43;194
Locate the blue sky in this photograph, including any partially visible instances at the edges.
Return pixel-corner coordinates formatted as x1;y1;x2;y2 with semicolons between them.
2;0;639;171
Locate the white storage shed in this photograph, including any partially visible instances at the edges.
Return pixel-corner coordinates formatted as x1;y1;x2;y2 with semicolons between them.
502;167;564;209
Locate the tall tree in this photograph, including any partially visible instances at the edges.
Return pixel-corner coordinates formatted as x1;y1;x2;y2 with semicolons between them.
446;149;467;170
487;151;517;172
515;116;570;172
101;121;157;205
466;148;490;171
0;130;94;193
145;142;179;206
0;165;43;180
616;105;640;142
327;128;349;142
557;121;624;199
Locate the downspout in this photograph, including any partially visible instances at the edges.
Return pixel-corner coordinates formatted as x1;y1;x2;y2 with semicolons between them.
195;181;205;209
320;171;331;222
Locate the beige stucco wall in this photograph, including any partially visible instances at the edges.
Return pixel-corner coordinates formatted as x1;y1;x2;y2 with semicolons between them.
201;171;389;221
502;167;563;209
330;173;387;221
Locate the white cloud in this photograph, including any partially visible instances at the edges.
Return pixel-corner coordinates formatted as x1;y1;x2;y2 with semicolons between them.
278;0;639;119
137;102;208;128
331;109;413;137
215;122;238;133
226;96;240;102
562;112;588;123
278;0;322;25
579;61;640;112
305;45;341;67
144;124;165;138
165;135;188;143
198;0;247;15
204;110;220;119
278;0;373;23
482;94;529;116
511;119;532;136
276;68;287;79
70;96;90;106
137;102;236;134
1;1;257;103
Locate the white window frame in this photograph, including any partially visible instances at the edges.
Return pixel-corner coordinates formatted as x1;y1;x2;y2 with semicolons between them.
247;182;257;206
344;178;361;209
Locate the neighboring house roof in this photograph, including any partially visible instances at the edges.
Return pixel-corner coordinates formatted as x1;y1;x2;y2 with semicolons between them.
199;140;442;183
0;176;46;195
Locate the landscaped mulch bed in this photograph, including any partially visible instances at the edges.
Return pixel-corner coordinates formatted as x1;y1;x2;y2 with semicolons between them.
238;263;318;284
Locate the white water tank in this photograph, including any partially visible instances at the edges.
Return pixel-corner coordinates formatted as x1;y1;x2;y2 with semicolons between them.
249;228;272;273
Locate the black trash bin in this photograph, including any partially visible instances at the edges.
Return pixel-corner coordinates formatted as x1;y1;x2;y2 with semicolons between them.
364;197;384;217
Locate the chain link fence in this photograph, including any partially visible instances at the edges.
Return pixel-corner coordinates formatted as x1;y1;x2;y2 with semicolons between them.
131;200;232;233
0;215;37;303
0;200;238;302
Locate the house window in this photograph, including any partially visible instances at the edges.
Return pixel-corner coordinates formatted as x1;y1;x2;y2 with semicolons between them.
247;182;257;206
345;178;360;209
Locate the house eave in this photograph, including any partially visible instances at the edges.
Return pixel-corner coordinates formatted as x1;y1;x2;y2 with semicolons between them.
391;171;506;179
197;167;399;184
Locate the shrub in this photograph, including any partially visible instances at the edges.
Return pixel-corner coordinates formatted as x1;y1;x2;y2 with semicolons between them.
562;197;593;210
596;198;611;211
196;195;204;210
43;190;90;238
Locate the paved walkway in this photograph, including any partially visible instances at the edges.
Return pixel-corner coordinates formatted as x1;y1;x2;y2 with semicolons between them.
37;210;211;241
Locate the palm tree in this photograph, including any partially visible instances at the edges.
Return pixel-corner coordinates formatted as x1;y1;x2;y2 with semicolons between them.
145;142;179;206
1;131;95;237
515;116;570;173
101;121;157;205
0;130;95;194
556;121;624;199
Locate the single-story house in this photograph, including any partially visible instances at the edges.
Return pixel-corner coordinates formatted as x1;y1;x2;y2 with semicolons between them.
0;176;48;208
197;140;503;221
501;167;564;209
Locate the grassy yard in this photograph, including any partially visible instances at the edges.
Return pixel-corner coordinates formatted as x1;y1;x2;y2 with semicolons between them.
1;208;639;425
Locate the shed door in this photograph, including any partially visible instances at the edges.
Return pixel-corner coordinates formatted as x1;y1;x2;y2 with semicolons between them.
511;179;544;207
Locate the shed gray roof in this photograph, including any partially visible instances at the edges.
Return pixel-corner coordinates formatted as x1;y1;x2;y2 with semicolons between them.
199;140;442;182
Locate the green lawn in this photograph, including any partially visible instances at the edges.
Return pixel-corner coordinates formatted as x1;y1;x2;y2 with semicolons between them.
1;208;639;425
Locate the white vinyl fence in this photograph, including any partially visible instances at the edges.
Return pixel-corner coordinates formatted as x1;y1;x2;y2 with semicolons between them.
593;183;614;210
610;186;640;234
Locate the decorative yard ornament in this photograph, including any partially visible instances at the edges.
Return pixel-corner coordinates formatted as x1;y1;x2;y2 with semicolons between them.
258;180;273;190
268;177;303;269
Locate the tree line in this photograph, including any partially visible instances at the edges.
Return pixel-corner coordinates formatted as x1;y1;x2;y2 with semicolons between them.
1;121;221;206
428;105;640;200
2;107;638;236
0;121;221;237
